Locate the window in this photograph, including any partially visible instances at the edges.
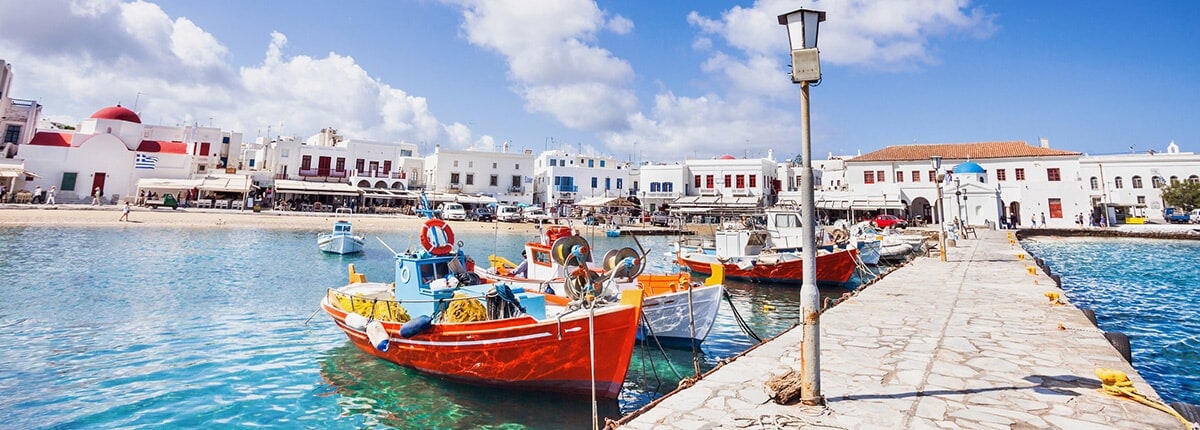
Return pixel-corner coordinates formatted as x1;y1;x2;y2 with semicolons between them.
383;160;391;173
876;170;886;183
4;125;21;143
1132;176;1143;188
895;171;903;182
750;175;757;187
465;174;474;185
928;170;936;182
588;159;594;168
616;178;622;189
1190;175;1200;184
735;175;745;188
664;182;672;192
1114;177;1124;189
468;161;474;168
1090;177;1099;190
591;177;598;188
356;159;365;173
705;175;714;188
1047;168;1061;181
1137;196;1146;204
453;160;458;167
1048;198;1063;219
550;159;557;167
911;171;920;182
997;169;1007;181
512;175;521;187
694;175;702;188
400;149;413;157
335;157;346;172
1015;168;1025;181
1171;176;1179;185
515;164;520;170
600;160;606;167
864;171;876;184
1153;176;1165;188
301;155;312;170
724;175;732;187
450;173;460;184
605;178;611;190
222;136;230;144
199;142;211;156
490;175;498;186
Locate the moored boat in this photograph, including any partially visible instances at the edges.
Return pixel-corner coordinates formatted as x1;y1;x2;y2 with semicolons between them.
321;219;645;398
317;219;365;254
477;225;725;347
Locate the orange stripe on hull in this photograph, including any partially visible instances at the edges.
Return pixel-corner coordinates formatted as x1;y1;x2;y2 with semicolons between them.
323;301;641;398
678;249;858;285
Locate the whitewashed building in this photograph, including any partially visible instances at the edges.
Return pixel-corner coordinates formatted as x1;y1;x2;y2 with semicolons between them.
424;144;533;207
1079;141;1200;223
531;149;633;208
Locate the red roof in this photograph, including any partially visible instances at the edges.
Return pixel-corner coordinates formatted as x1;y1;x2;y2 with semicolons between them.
137;140;187;154
850;141;1081;162
90;105;142;124
28;131;73;147
719;154;736;160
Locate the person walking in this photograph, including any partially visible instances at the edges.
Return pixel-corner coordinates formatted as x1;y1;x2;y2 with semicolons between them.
45;186;56;205
33;185;42;204
91;187;102;205
1030;214;1037;228
1040;212;1047;228
119;202;131;222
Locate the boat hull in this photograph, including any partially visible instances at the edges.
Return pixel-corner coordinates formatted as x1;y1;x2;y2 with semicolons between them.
677;248;858;285
318;233;364;254
634;275;723;348
321;286;642;398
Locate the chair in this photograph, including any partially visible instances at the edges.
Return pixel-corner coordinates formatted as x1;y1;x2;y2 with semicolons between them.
958;221;978;239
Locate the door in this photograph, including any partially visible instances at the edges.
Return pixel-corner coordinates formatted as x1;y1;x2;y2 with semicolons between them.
91;172;107;197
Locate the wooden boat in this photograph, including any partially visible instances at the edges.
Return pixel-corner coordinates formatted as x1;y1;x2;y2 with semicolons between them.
317;219;364;254
477;226;725;347
321;219;644;398
676;207;859;285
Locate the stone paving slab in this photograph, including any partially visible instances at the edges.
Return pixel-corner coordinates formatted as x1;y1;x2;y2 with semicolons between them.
619;229;1180;429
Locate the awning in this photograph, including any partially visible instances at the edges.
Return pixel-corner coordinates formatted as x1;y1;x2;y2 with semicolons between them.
574;196;637;207
136;178;203;190
0;163;39;178
360;188;399;199
274;179;361;196
454;195;499;205
198;175;251;193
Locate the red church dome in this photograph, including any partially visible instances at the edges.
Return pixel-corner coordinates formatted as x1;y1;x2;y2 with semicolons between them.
90;105;142;124
719;154;736;160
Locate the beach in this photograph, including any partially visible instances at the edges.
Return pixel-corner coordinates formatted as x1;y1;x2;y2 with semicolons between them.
0;204;546;234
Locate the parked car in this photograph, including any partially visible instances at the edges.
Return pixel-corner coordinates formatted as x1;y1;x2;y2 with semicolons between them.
439;202;467;221
496;205;523;222
521;207;552;223
468;207;495;222
872;214;907;229
650;211;672;227
1190;209;1200;224
1164;207;1191;224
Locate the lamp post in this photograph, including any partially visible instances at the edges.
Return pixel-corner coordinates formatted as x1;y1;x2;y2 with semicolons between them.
779;7;825;406
954;178;963;225
931;156;947;262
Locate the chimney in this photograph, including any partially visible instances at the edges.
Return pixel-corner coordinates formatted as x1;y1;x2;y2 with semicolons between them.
1039;137;1049;148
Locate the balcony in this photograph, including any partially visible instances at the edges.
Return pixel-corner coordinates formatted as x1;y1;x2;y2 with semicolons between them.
508;186;525;193
352;170;405;179
643;191;680;199
555;185;578;193
298;168;348;178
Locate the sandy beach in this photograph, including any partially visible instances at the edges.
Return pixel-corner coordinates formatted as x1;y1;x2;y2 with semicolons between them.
0;203;548;234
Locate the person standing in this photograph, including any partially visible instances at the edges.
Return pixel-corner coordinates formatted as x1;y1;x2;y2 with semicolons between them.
119;202;131;222
1040;212;1047;228
33;185;42;204
1030;214;1037;228
45;186;56;205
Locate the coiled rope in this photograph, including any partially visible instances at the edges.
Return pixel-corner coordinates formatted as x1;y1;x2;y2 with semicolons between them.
1095;368;1197;429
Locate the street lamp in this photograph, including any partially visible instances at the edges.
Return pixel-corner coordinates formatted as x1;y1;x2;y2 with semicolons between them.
931;156;947;262
778;7;825;406
954;178;963;224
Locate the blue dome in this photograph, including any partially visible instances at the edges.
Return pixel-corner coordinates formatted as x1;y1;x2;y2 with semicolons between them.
953;161;985;174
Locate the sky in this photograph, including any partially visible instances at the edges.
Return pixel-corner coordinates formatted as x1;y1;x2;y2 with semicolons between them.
1;0;1197;163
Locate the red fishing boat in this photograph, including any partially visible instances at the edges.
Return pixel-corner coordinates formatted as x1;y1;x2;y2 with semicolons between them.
321;217;644;398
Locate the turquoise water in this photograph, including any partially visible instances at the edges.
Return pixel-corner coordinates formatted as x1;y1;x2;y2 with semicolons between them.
1022;237;1200;406
0;225;858;429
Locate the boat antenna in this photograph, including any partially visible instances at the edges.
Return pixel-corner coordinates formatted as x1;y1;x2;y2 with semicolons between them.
376;236;399;255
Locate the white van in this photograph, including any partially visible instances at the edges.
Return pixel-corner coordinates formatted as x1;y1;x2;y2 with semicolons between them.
439;202;467;221
496;205;523;222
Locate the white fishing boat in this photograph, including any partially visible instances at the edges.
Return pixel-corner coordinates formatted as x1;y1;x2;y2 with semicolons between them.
318;219;365;254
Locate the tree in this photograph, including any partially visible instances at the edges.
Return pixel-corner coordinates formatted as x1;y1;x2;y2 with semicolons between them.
1159;181;1200;211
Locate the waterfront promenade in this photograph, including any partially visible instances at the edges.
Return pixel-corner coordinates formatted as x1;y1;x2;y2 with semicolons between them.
619;228;1182;429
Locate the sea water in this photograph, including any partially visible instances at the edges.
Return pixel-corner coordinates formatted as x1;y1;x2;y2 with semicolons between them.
0;225;860;429
1022;236;1200;406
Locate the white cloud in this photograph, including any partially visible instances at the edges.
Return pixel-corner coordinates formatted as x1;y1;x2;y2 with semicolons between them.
169;17;227;68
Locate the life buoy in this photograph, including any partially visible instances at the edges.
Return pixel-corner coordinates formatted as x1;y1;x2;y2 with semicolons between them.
398;266;411;284
420;219;455;255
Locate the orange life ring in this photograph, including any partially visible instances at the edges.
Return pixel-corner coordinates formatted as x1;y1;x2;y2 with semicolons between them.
420;219;455;255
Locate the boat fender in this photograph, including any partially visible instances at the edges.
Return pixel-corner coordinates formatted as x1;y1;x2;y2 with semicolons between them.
401;315;433;338
543;283;555;295
398;266;411;284
366;320;390;351
420;219;456;256
345;312;369;331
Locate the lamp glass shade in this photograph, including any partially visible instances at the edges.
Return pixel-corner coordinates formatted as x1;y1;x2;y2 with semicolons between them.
930;156;942;170
779;9;825;50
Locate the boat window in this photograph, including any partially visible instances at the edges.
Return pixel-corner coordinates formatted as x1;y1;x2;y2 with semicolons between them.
533;249;551;265
775;213;801;228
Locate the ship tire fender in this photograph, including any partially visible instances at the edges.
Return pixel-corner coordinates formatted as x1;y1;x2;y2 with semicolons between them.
398;266;411;284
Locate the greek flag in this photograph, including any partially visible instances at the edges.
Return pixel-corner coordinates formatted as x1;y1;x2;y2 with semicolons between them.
135;153;158;169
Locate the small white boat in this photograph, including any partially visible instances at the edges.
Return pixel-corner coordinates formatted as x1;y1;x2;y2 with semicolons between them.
318;220;365;254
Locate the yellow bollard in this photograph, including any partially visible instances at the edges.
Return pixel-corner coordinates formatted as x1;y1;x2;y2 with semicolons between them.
763;304;776;311
1017;253;1025;260
1026;266;1037;275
